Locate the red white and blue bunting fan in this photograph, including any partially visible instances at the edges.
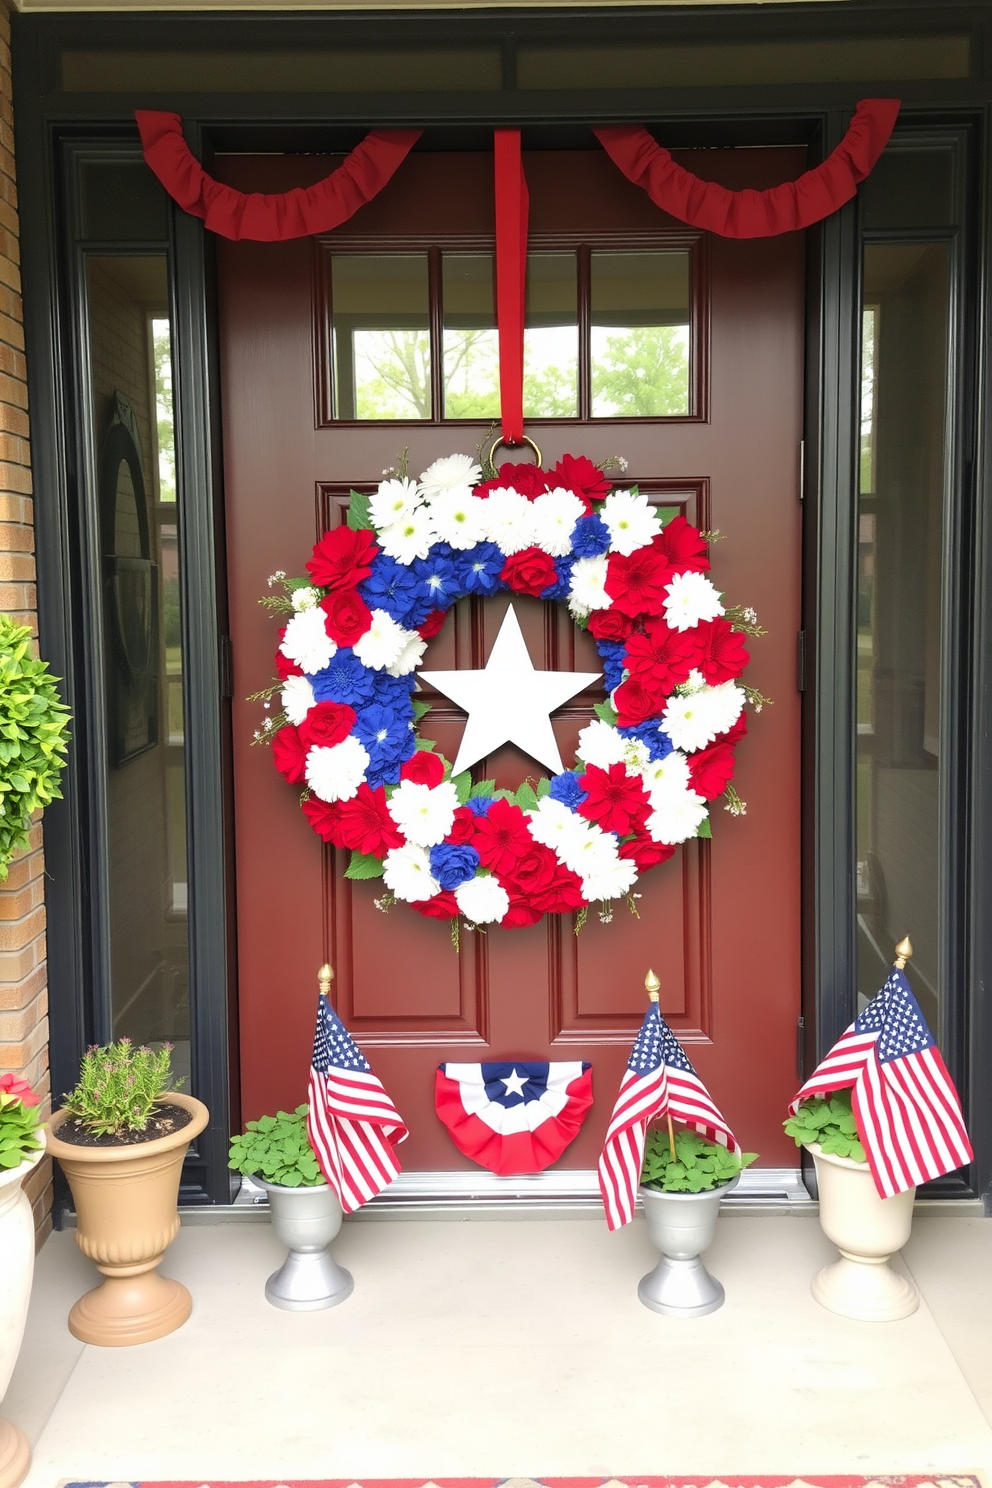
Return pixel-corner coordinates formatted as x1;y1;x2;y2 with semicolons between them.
435;1060;593;1175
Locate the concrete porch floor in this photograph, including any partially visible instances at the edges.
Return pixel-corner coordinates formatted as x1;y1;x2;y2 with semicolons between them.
5;1210;992;1486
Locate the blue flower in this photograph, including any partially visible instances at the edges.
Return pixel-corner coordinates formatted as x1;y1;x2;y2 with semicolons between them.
372;671;417;709
619;722;673;761
540;557;574;602
457;542;505;597
360;556;428;629
310;648;377;707
354;703;416;788
465;794;494;816
429;842;481;890
413;551;461;611
596;639;627;692
571;513;611;558
549;771;587;808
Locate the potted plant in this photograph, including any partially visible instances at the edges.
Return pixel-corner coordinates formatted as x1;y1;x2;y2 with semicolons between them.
0;1074;45;1488
229;1105;353;1311
784;1088;918;1321
46;1039;209;1346
637;1125;756;1317
0;616;70;883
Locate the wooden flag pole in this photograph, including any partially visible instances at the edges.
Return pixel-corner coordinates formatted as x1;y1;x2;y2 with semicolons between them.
645;968;677;1164
893;936;913;969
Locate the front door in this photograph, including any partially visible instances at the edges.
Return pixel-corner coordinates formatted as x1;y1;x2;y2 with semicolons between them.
218;144;803;1173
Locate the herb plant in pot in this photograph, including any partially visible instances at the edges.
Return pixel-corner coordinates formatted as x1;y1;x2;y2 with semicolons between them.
784;1088;918;1321
46;1040;209;1346
229;1105;353;1311
637;1125;756;1318
0;1074;45;1488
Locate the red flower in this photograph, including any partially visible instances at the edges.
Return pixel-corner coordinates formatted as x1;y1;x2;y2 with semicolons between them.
500;844;587;918
549;453;610;509
605;547;673;619
298;701;357;751
302;797;344;842
320;588;373;647
475;462;551;501
501;896;544;929
618;833;676;871
653;513;709;573
419;608;447;640
577;762;651;836
401;750;445;787
533;870;586;915
307;526;378;591
448;806;478;845
333;783;405;854
613;675;667;728
412;890;459;921
624;618;697;692
274;629;302;680
500;842;560;897
0;1072;39;1107
501;546;558;597
687;713;748;800
588;608;635;643
688;617;749;685
473;798;533;874
272;724;308;785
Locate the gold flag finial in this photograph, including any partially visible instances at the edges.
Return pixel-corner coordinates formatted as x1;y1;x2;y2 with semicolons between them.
318;963;334;996
645;968;661;1003
893;937;913;970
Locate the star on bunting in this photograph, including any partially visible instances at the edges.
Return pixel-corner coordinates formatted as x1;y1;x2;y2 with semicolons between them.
420;605;600;776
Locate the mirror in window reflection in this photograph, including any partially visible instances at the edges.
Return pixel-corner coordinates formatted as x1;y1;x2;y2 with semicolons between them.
591;251;691;417
330;254;431;420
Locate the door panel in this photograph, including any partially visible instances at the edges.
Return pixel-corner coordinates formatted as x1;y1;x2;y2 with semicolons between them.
219;148;804;1172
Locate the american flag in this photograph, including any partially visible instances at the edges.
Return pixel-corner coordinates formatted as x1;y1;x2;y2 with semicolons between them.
598;1001;741;1231
789;966;971;1198
306;993;408;1214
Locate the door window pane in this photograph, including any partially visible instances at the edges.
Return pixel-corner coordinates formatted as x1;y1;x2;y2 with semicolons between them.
330;253;431;420
524;252;578;419
442;253;500;420
857;243;949;1031
590;250;691;416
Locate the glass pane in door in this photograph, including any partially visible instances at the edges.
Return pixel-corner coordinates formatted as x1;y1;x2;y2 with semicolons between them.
590;250;691;416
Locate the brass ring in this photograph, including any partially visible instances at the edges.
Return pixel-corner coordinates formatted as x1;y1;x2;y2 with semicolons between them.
486;432;543;471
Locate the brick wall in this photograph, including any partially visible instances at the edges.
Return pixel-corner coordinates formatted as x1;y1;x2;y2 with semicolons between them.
0;0;53;1245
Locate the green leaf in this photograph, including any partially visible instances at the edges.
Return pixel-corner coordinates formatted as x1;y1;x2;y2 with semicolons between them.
594;700;619;726
452;771;472;806
515;781;539;811
346;490;374;531
412;698;432;721
696;815;712;839
345;850;385;881
536;776;551;799
469;779;495;799
414;737;438;752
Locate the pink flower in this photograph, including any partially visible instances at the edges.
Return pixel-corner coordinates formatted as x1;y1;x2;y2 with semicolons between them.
0;1072;39;1106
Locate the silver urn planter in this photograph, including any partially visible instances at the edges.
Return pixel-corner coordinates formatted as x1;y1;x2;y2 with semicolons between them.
261;1180;354;1311
637;1172;739;1318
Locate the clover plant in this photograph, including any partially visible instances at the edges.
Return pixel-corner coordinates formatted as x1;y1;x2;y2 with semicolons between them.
0;1072;43;1169
783;1086;865;1162
228;1104;324;1187
0;617;71;880
62;1039;182;1137
641;1125;757;1193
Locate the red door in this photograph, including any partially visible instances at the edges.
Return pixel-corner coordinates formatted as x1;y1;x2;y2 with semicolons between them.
218;146;803;1172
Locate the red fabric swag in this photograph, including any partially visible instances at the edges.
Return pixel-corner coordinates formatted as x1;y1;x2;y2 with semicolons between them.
135;111;422;241
594;98;900;239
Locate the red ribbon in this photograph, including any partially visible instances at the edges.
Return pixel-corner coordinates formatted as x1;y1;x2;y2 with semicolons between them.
594;98;900;239
494;129;530;447
135;111;421;241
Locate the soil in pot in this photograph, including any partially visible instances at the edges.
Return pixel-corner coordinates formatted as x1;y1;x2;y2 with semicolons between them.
54;1104;192;1148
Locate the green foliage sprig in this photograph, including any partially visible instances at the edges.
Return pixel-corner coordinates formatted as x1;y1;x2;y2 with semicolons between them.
0;618;70;880
228;1105;324;1187
0;1079;43;1170
783;1087;865;1163
62;1039;182;1137
641;1125;757;1193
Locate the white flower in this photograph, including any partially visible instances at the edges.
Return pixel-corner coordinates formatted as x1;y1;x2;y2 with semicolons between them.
678;668;707;696
663;681;745;753
378;509;437;564
620;736;650;770
305;736;370;803
280;608;336;675
531;488;586;557
581;853;639;903
640;750;692;803
576;718;627;770
705;680;747;735
387;778;459;848
663;571;725;632
601;488;661;556
429;488;487;549
568;555;611;614
369;477;421;531
454;873;510;925
352;609;408;671
387;633;429;677
482;487;536;555
383;843;441;903
281;674;316;725
527;799;603;875
291;586;321;612
646;789;708;845
419;453;482;498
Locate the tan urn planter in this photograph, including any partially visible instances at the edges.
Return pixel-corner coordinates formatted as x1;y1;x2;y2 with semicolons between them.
46;1093;209;1346
808;1141;918;1322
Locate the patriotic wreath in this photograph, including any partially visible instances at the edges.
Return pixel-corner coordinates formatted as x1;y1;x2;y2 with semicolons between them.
254;451;763;933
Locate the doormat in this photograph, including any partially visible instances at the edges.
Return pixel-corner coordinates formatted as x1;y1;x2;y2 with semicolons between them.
58;1475;989;1488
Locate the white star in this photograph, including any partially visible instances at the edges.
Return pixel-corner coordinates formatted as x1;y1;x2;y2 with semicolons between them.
501;1068;528;1099
420;606;600;776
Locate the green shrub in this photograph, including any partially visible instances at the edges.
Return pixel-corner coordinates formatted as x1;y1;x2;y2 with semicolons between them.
228;1105;324;1188
783;1087;865;1162
62;1039;182;1137
0;1073;43;1170
641;1125;757;1193
0;617;70;880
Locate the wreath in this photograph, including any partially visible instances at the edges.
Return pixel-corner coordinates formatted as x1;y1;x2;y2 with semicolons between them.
254;451;764;935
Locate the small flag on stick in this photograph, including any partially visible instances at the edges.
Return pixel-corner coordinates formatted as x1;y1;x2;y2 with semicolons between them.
306;963;409;1214
598;969;741;1231
788;938;972;1198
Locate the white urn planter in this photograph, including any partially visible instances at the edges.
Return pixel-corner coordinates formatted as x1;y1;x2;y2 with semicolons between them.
638;1172;739;1317
261;1180;353;1311
808;1142;918;1321
0;1148;44;1488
